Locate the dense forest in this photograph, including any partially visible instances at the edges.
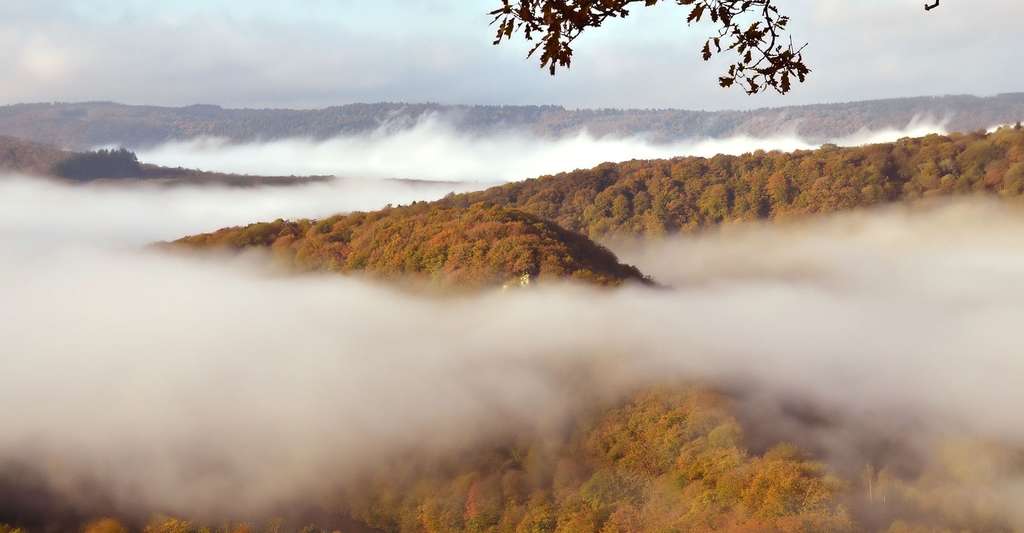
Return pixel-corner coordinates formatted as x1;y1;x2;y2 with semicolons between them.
8;129;1024;532
4;388;1018;533
52;148;143;181
175;127;1024;286
173;203;648;288
0;137;145;180
1;94;1022;149
444;126;1024;239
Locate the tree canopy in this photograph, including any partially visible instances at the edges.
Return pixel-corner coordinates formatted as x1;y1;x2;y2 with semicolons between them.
444;127;1024;239
172;203;649;288
52;148;142;181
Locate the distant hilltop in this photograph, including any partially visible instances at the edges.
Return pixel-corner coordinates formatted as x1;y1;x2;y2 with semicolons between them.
1;93;1023;150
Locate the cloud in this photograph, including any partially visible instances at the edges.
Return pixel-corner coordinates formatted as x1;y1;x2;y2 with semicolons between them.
0;116;951;252
134;115;949;182
0;1;1021;109
2;197;1024;525
0;175;481;246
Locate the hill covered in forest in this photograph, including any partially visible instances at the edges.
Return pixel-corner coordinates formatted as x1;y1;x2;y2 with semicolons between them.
2;94;1023;149
4;387;1014;533
0;135;71;176
442;126;1024;239
0;135;329;186
172;126;1024;286
172;203;648;288
8;129;1024;533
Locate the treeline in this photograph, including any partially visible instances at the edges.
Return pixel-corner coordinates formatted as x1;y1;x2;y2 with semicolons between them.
3;95;1024;148
4;388;1018;533
0;136;143;181
174;127;1024;286
52;148;142;181
0;135;331;186
342;389;852;533
173;203;648;287
443;126;1024;239
340;389;1022;533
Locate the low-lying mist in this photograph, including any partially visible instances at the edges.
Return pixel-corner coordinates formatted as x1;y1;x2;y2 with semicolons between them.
2;198;1024;526
0;174;481;246
135;116;949;182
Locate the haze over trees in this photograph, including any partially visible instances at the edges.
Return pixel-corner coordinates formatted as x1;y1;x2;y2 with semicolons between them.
4;387;1017;532
0;138;147;181
0;136;330;186
3;0;1019;531
0;135;70;176
2;95;1023;149
9;129;1024;531
173;127;1024;289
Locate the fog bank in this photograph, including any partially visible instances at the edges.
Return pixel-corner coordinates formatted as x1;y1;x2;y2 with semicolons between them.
0;174;481;246
2;199;1024;525
135;116;950;182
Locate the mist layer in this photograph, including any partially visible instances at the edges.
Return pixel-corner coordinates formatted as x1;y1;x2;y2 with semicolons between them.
2;199;1023;524
0;174;481;246
135;116;949;182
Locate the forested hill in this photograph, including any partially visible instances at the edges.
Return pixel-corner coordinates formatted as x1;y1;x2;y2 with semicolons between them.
0;135;72;176
0;135;148;179
173;203;648;288
7;387;1013;532
0;135;329;186
3;93;1024;149
172;127;1024;285
442;126;1024;239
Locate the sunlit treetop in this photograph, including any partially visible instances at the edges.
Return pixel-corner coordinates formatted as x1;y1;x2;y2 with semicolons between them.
490;0;810;95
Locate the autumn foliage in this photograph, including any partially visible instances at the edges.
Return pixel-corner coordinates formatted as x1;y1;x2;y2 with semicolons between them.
342;389;852;533
7;388;1016;532
174;203;648;287
174;127;1024;287
447;127;1024;238
8;130;1024;533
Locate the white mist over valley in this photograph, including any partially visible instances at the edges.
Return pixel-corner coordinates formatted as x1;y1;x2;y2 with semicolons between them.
2;1;1022;530
0;175;481;246
3;199;1024;525
135;116;950;182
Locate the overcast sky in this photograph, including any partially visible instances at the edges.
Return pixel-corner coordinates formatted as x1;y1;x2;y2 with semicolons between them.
1;0;1020;110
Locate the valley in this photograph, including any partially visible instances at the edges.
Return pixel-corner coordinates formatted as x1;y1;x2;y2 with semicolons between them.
1;5;1022;530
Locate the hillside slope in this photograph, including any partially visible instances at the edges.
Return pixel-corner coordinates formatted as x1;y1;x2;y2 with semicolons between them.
0;135;330;186
443;126;1024;239
173;203;648;287
171;127;1024;285
2;94;1023;149
6;387;1015;532
0;135;72;176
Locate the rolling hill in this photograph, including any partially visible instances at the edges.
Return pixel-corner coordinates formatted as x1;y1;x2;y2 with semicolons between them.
7;126;1024;533
1;94;1023;149
172;126;1024;287
441;126;1024;239
7;386;1014;533
0;135;71;176
0;135;329;186
172;203;649;288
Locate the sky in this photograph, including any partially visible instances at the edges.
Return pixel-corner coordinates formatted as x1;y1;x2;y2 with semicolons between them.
1;0;1021;110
